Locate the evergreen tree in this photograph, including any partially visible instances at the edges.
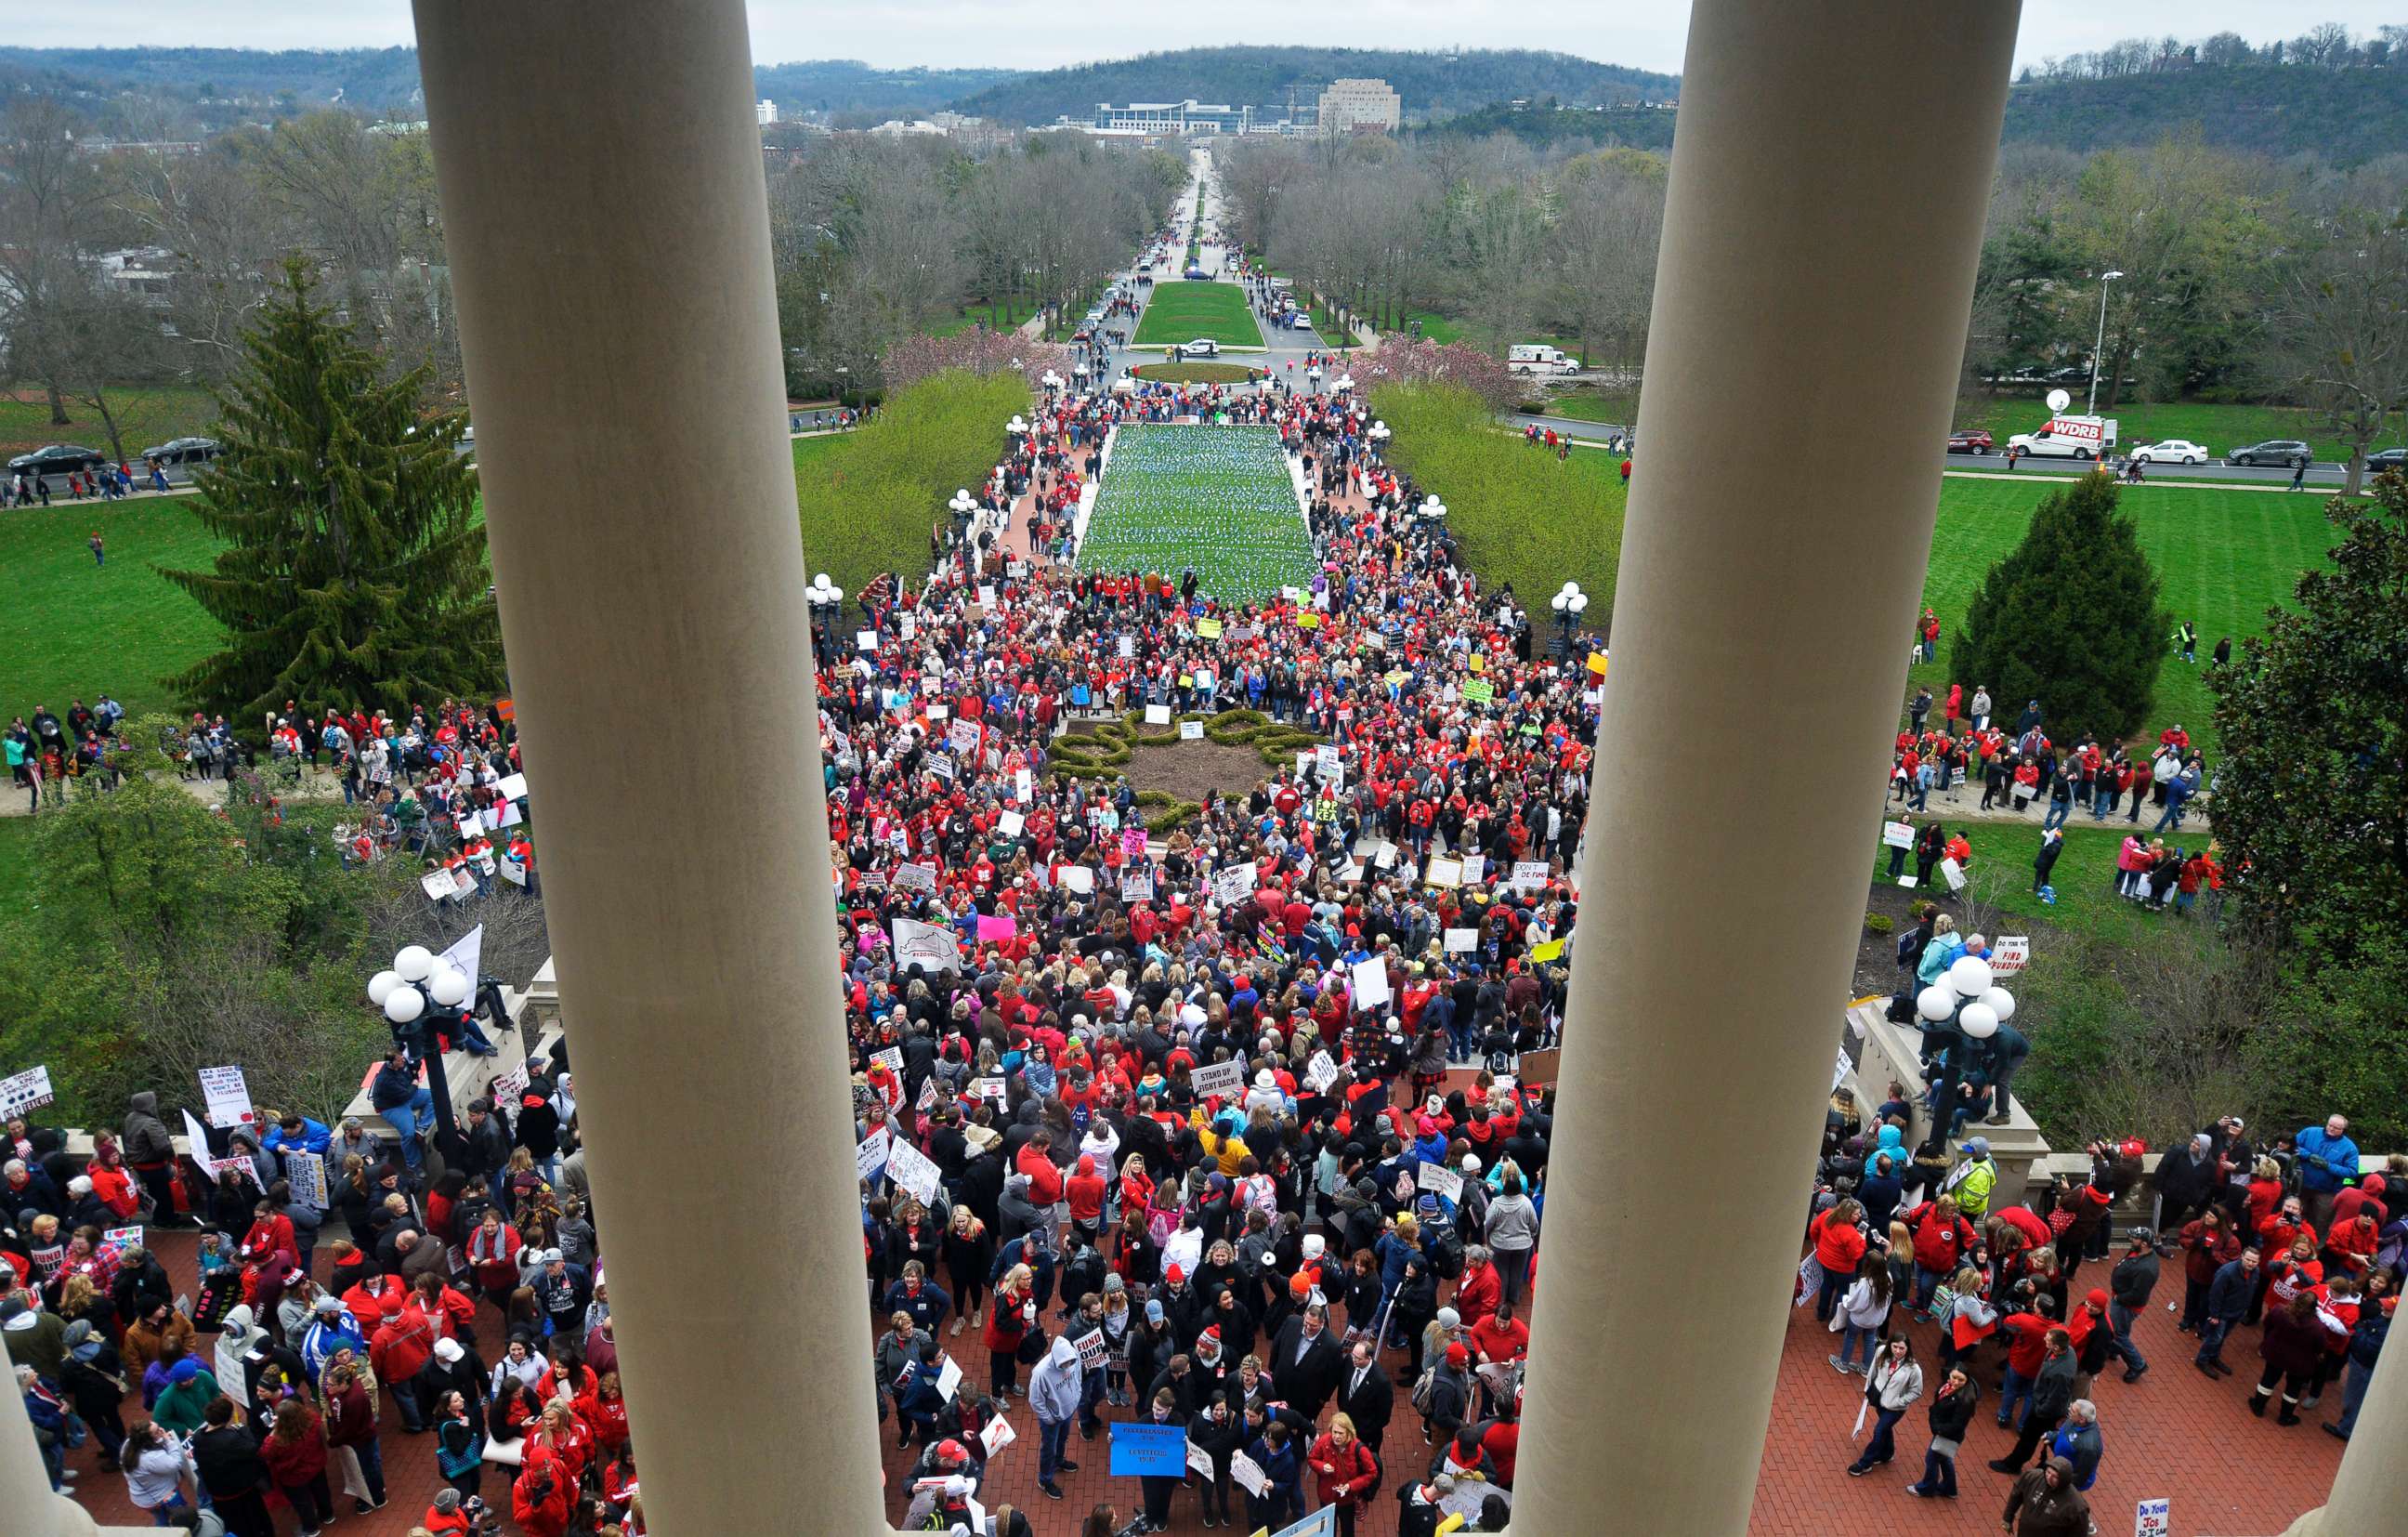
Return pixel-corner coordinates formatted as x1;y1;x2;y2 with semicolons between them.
1947;473;2165;742
164;259;499;724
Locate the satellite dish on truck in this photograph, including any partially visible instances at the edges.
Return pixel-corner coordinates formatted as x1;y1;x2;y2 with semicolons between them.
2046;388;2072;413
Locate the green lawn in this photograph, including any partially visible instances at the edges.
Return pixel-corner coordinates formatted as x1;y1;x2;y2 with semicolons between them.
0;385;221;462
1400;310;1463;345
1077;424;1314;602
1908;479;2329;758
1539;388;1640;425
1131;282;1264;349
1951;397;2364;465
0;495;226;724
1131;361;1260;385
1867;815;2207;946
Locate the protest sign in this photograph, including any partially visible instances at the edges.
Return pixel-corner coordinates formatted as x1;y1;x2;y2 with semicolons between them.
1145;703;1171;726
978;1411;1014;1456
871;1045;904;1080
1350;956;1391;1010
283;1149;328;1210
2134;1498;2169;1537
495;772;529;800
1993;935;2030;974
421;869;463;902
200;1066;255;1129
975;913;1017;943
977;585;997;608
1417;1161;1464;1202
900;613;917;639
1881;821;1915;848
856;629;880;652
1460;854;1485;885
180;1109;214;1157
1110;1423;1187;1478
1374;841;1398;870
1075;1329;1108;1370
1444;927;1478;952
439;926;484;992
970;1076;1009;1104
1511;860;1550;893
1195;618;1223;639
996;810;1025;839
104;1226;144;1250
1941;856;1967;892
1303;1052;1340;1094
1212;864;1255;906
949;718;981;755
1122;828;1149;861
1424;855;1463;888
891;917;962;973
491;1059;531;1106
1462;677;1495;704
893;862;938;893
500;856;530;887
884;1137;944;1207
1229;1451;1270;1497
1181;718;1205;740
1119;636;1135;659
934;1355;964;1403
1441;1481;1509;1521
1015;768;1032;802
1185;1438;1215;1479
1121;873;1156;903
1529;938;1564;963
1059;866;1094;895
1315;745;1341;780
1338;860;1366;883
856;1126;891;1185
0;1065;55;1117
1190;1060;1246;1100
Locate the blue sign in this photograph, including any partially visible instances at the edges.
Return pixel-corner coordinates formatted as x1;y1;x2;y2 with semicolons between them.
1108;1421;1187;1478
1269;1510;1339;1537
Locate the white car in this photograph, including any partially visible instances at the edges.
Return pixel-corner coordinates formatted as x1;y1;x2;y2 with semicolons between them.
1178;338;1220;358
2132;439;2207;466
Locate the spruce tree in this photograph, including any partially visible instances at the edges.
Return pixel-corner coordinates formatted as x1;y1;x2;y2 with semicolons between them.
1946;473;2166;743
164;259;499;724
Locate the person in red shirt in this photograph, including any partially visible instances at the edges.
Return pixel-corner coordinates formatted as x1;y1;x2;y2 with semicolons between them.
1066;1155;1107;1239
1469;1301;1529;1377
1809;1201;1868;1322
512;1458;575;1537
1015;1131;1066;1207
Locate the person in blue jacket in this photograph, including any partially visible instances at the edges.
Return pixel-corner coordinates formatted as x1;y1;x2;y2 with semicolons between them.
2297;1115;2362;1234
262;1111;333;1160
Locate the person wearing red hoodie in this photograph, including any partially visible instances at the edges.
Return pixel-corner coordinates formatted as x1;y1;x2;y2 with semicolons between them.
1453;1249;1502;1326
1066;1155;1107;1241
1016;1131;1066;1208
512;1459;575;1537
576;1371;632;1455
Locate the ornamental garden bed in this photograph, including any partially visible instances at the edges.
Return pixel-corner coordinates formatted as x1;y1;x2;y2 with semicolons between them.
1077;424;1315;602
1130;361;1261;385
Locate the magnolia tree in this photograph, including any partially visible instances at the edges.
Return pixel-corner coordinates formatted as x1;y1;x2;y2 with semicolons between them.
883;329;1074;395
1352;339;1522;415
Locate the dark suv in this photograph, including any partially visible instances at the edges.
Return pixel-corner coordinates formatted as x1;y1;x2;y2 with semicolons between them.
2227;440;2311;468
2365;447;2405;472
139;436;221;466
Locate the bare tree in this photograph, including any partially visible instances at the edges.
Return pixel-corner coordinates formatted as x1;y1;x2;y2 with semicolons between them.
0;98;111;425
2265;208;2408;496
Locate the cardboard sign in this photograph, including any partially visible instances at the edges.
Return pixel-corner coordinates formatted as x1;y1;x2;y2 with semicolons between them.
282;1149;327;1210
1459;854;1485;885
0;1065;56;1117
1444;927;1478;953
1303;1052;1340;1093
1517;1048;1562;1086
1424;855;1463;888
885;1137;944;1207
1941;856;1967;891
1350;956;1391;1010
1417;1161;1464;1202
1181;719;1205;740
200;1066;255;1129
1511;860;1550;893
1145;703;1171;726
1190;1059;1247;1100
891;916;962;973
1075;1329;1109;1370
1993;935;2030;974
1110;1423;1188;1478
857;1126;892;1184
1881;821;1915;848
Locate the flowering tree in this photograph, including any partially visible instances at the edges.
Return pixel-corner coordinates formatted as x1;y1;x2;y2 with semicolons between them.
1352;339;1522;415
883;329;1074;394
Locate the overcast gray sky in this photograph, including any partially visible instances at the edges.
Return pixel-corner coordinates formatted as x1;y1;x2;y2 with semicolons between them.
16;2;2399;79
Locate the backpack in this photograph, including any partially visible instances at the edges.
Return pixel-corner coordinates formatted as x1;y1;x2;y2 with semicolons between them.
1430;1231;1465;1281
1409;1363;1437;1414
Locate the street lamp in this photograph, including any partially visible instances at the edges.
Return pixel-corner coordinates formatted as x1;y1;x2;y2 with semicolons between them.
366;943;480;1142
2086;269;2124;417
1005;414;1029;441
1420;495;1446;523
1914;953;2020;1134
1332;373;1354;394
806;572;845;665
1550;581;1590;658
1367;419;1390;457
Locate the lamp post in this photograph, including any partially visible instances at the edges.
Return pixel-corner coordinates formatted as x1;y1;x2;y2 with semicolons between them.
1367;419;1390;461
2085;269;2124;417
1420;495;1446;524
366;944;477;1141
1913;953;2018;1136
805;572;845;666
1551;581;1590;659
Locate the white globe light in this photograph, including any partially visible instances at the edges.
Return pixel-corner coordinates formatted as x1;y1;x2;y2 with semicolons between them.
384;987;425;1024
1959;1002;1999;1040
1916;985;1956;1022
816;571;833;589
367;970;401;1006
1948;955;1994;998
393;945;435;982
428;966;471;1007
1980;987;2017;1023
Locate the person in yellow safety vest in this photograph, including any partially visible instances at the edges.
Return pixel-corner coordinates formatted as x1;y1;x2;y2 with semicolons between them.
1945;1135;1999;1220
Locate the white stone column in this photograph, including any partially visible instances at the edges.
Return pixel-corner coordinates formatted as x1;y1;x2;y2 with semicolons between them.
2281;1347;2408;1537
412;2;890;1531
1510;1;2021;1530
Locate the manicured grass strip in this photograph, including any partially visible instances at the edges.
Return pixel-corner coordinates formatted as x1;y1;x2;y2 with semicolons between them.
1907;479;2330;757
1130;282;1265;349
1131;361;1261;385
0;495;228;724
1077;425;1314;603
794;371;1030;600
1868;815;2210;947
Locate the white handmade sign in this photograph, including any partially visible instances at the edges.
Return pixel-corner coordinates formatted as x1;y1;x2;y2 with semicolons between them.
199;1066;255;1129
2134;1497;2169;1537
1229;1452;1269;1497
1511;860;1550;894
1444;928;1478;952
1992;935;2030;974
1424;855;1463;888
857;1126;892;1184
1351;956;1391;1010
1940;856;1967;892
998;810;1025;837
1190;1060;1247;1099
1303;1052;1340;1094
495;772;530;800
857;629;881;652
884;1137;944;1207
1882;821;1915;849
893;862;938;893
1213;864;1256;906
0;1065;55;1117
1059;866;1094;895
283;1149;328;1210
1120;874;1156;903
1145;704;1171;726
949;719;981;755
1315;745;1341;780
1417;1161;1464;1202
891;916;962;973
1181;719;1205;740
978;1410;1014;1455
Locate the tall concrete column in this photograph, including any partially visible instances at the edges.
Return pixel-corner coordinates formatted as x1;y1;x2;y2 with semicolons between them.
412;3;888;1532
2281;1349;2408;1537
1511;2;2019;1530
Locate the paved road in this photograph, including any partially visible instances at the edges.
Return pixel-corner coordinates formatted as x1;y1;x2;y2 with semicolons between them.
1505;409;2365;489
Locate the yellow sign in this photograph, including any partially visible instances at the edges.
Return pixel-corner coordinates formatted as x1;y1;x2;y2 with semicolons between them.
1297;612;1321;629
1530;939;1565;962
1587;650;1609;677
1196;618;1223;638
1469;653;1485;674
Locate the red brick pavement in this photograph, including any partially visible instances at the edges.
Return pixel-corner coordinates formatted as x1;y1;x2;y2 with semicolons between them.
61;1230;2341;1535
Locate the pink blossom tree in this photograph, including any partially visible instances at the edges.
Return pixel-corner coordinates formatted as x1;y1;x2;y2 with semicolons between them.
882;330;1074;394
1352;340;1522;415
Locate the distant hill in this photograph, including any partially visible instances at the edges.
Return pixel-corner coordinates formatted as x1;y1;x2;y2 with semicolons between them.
1408;101;1675;152
0;47;1016;124
2001;63;2408;164
943;46;1677;126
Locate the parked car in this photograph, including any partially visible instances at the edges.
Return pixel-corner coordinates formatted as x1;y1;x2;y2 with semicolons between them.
2131;439;2207;466
1183;266;1208;281
2227;440;2311;468
1946;429;1993;453
7;443;105;479
2363;446;2404;471
139;436;221;466
1179;338;1220;358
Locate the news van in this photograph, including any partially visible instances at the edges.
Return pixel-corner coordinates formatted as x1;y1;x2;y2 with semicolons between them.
2006;414;2119;459
1508;344;1577;375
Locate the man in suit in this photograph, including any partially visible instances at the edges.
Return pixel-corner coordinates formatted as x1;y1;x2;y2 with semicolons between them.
1337;1337;1393;1455
1269;1301;1343;1423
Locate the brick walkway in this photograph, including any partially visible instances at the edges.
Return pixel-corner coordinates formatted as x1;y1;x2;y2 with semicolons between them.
59;1228;2340;1534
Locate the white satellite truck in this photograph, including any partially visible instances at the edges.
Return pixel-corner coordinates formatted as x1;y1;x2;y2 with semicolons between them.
2006;388;2118;459
1508;344;1579;375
